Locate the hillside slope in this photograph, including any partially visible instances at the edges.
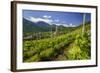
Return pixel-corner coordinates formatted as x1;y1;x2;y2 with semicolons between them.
23;23;91;62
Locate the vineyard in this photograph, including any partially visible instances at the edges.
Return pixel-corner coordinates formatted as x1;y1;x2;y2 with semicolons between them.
23;23;91;62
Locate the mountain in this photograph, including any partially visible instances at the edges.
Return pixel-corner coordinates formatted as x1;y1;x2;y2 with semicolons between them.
23;18;76;33
23;18;52;32
36;21;50;27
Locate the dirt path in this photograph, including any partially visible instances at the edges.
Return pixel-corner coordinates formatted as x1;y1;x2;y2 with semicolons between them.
54;43;74;61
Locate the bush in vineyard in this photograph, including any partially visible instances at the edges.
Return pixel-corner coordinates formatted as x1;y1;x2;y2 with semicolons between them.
39;48;56;61
67;32;91;60
25;54;40;62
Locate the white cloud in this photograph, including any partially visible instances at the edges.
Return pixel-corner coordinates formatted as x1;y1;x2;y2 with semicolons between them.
25;17;77;27
69;23;76;27
55;23;69;27
43;15;51;19
56;23;76;27
55;23;62;26
27;17;53;24
63;24;70;27
69;23;73;26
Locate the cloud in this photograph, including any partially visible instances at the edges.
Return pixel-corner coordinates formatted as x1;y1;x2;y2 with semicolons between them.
55;23;62;26
56;23;76;27
43;15;51;19
68;23;76;27
27;17;53;24
25;17;77;27
55;23;69;27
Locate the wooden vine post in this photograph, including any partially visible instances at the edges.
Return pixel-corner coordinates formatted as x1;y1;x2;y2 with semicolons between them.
82;13;86;37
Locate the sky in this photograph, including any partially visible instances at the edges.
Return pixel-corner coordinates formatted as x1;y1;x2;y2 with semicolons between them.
23;10;91;27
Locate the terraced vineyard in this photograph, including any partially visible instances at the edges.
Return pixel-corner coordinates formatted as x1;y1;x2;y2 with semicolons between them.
23;23;91;62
